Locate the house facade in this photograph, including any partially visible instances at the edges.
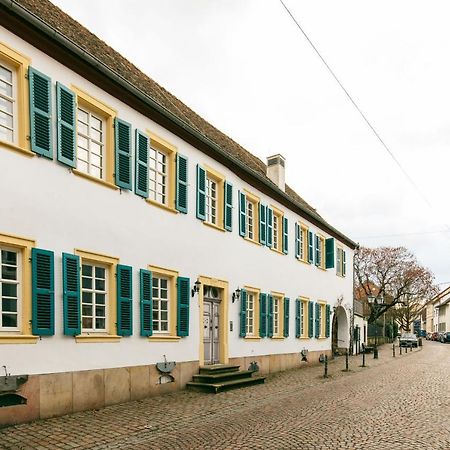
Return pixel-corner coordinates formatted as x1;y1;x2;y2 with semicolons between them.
431;287;450;333
0;0;356;425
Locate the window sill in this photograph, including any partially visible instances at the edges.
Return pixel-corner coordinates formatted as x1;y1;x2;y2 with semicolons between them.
297;258;310;266
146;198;178;214
0;139;34;158
244;237;261;246
0;335;39;344
148;335;181;342
244;335;261;340
270;247;284;255
271;336;285;340
318;336;328;340
73;169;119;191
75;335;121;343
203;221;225;232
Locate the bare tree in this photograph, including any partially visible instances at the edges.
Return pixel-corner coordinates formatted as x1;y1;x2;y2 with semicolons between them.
354;246;437;324
393;295;425;332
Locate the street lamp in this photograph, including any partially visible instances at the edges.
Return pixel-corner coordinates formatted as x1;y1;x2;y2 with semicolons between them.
367;294;384;359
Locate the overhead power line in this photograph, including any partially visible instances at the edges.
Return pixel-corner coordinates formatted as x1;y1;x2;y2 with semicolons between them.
357;229;450;240
278;0;450;236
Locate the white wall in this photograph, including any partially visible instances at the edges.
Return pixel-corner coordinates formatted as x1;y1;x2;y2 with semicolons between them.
0;27;354;376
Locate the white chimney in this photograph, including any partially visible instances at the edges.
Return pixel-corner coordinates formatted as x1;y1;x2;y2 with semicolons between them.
266;154;286;191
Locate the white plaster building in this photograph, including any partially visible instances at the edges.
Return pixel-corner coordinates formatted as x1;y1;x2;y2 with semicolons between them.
0;0;356;425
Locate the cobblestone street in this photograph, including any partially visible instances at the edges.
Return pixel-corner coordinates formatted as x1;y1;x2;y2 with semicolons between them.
1;341;449;450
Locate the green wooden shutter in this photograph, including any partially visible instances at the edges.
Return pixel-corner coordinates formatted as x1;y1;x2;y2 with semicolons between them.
259;293;267;337
140;269;152;337
267;295;274;337
308;300;314;338
343;251;347;276
308;231;314;264
56;82;76;167
177;277;190;336
315;302;320;338
31;248;54;336
295;299;301;338
115;118;132;190
266;208;273;248
239;289;247;337
295;223;300;259
325;304;331;338
283;297;290;337
325;238;335;269
117;265;133;336
135;129;149;197
176;154;188;213
224;181;233;231
29;67;52;158
259;203;267;245
282;217;288;254
62;253;80;336
239;191;246;237
196;165;206;220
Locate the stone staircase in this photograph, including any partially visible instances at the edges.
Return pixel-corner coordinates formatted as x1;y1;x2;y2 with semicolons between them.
186;364;265;393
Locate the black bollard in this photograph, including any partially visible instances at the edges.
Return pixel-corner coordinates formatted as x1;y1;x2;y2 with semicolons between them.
374;347;379;359
361;349;366;367
405;345;408;353
345;349;349;371
392;343;396;357
324;355;328;378
400;344;402;355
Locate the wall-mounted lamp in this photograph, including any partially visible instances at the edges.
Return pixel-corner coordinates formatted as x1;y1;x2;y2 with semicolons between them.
232;287;241;303
191;279;201;297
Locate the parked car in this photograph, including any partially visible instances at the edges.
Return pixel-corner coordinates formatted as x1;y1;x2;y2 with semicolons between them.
431;332;440;341
440;332;450;343
426;332;433;340
399;333;418;347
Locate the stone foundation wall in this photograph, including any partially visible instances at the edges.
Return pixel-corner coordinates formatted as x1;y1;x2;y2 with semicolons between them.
0;349;331;427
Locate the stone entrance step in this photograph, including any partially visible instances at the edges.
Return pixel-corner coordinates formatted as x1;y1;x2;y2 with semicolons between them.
187;364;265;393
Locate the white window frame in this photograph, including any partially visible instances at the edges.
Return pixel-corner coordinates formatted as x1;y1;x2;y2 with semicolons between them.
152;275;170;334
273;215;279;250
273;296;280;336
246;292;255;336
0;246;21;332
76;106;106;180
205;175;217;225
0;61;16;145
81;263;108;332
149;145;168;205
246;200;254;240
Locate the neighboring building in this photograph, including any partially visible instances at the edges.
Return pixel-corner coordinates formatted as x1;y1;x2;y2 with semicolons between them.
352;298;367;355
0;0;356;425
431;287;450;332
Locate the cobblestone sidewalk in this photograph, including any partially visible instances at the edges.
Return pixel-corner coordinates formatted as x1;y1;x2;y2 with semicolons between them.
2;342;448;450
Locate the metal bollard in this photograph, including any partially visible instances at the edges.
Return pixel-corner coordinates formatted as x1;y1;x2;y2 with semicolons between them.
405;345;408;353
361;349;366;367
323;355;328;378
392;343;396;357
399;344;402;355
345;349;349;371
374;347;379;359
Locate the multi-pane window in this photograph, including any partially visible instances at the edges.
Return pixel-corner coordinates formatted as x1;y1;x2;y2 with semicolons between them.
246;292;255;335
77;107;105;179
152;276;169;333
149;146;168;205
300;300;305;337
336;247;346;277
0;64;15;144
273;215;279;250
205;176;217;225
0;248;20;330
317;235;325;268
299;226;307;261
246;200;254;240
273;296;280;336
81;264;107;331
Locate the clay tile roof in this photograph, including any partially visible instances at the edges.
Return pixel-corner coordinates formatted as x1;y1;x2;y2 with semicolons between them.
10;0;352;234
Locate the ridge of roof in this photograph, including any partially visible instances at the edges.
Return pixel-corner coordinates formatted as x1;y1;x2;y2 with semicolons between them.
6;0;356;246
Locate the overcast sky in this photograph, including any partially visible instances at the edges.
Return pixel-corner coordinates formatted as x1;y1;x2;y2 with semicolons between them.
52;0;450;286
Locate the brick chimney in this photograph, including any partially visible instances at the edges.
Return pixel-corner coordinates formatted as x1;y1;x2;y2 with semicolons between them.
266;154;285;191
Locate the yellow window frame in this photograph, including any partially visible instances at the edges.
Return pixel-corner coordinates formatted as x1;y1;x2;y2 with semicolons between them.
146;132;178;214
317;233;326;269
0;41;32;157
300;224;309;263
299;296;309;339
74;248;120;343
0;232;37;344
71;85;118;191
244;285;260;339
336;246;344;277
271;291;285;339
147;265;180;341
203;164;225;232
244;190;260;245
